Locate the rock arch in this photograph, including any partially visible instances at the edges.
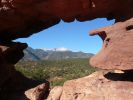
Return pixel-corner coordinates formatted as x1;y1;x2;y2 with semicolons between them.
0;0;133;100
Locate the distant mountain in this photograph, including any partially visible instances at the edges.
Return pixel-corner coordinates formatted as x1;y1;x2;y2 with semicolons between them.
21;47;94;61
43;47;70;52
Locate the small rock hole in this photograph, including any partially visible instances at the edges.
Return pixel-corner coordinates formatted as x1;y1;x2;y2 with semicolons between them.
105;38;110;42
126;25;133;31
104;38;110;48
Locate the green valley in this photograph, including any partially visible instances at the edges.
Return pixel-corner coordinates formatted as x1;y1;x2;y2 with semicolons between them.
15;58;96;86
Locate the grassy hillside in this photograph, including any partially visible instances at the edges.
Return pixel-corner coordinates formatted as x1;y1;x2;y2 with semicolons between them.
15;58;96;86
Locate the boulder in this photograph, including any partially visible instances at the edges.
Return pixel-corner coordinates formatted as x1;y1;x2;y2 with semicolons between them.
25;83;50;100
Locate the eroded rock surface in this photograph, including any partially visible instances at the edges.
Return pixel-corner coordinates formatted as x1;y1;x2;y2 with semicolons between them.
59;71;133;100
90;18;133;70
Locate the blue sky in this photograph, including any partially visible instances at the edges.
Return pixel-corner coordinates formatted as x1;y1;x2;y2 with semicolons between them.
16;18;114;54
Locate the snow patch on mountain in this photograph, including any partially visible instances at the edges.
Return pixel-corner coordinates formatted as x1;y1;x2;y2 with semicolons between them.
43;47;70;52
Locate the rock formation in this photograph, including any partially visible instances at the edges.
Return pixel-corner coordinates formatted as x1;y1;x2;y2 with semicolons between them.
60;71;133;100
0;42;50;100
0;0;133;100
24;83;49;100
90;18;133;70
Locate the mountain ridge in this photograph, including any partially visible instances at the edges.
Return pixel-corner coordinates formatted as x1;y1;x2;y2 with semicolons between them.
22;47;94;61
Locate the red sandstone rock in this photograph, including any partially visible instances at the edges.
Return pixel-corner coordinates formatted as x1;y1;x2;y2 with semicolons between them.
0;0;133;41
90;18;133;70
60;71;133;100
0;1;133;100
47;86;63;100
25;83;49;100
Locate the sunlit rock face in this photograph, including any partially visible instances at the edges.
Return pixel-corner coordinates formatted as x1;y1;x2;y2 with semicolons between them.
24;83;49;100
49;71;133;100
47;86;63;100
90;18;133;70
0;0;133;41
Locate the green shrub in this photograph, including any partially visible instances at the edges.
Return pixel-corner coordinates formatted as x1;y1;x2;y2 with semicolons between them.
15;58;96;86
